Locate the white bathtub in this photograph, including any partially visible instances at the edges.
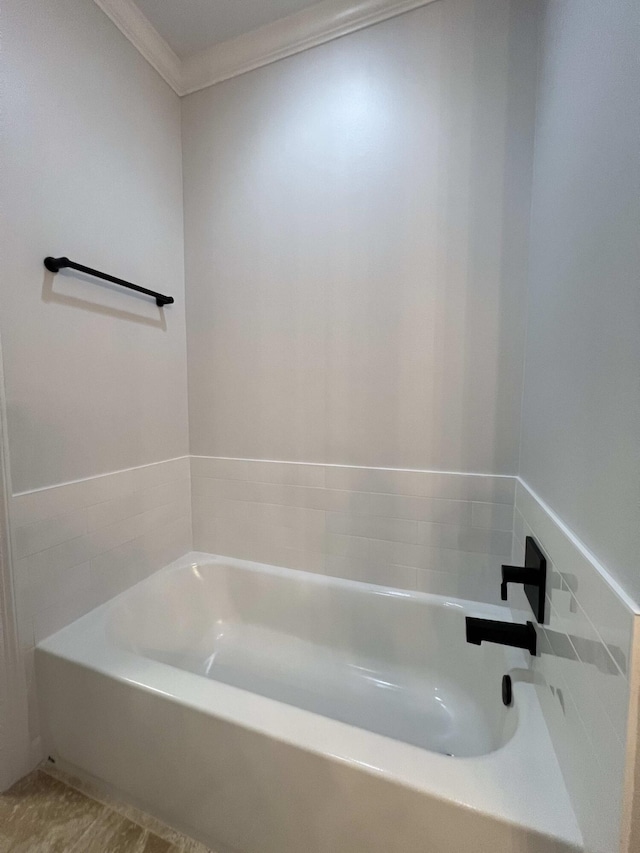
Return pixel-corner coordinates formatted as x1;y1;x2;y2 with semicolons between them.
36;553;582;853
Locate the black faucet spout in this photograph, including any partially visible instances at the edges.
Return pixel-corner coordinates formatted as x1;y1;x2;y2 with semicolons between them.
465;617;537;655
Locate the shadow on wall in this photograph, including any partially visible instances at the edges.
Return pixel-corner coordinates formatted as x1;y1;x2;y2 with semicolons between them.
41;268;168;331
181;0;541;475
545;568;627;674
540;628;625;676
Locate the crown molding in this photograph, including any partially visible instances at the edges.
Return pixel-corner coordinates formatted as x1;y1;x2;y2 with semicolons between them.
93;0;182;94
181;0;438;95
94;0;437;97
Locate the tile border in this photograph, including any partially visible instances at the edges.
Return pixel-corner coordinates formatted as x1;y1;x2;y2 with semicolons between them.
516;478;639;616
190;454;516;479
12;456;191;499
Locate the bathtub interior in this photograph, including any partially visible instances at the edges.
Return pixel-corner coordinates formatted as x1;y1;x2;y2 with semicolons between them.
106;556;519;758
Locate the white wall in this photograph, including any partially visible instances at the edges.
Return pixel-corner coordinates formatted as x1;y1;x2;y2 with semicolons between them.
0;0;193;782
516;2;640;847
519;0;640;604
183;0;539;475
1;0;189;494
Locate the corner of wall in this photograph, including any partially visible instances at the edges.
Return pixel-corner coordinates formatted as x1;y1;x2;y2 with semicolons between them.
511;478;638;853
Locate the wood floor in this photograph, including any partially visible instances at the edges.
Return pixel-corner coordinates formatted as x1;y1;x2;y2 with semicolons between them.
0;770;216;853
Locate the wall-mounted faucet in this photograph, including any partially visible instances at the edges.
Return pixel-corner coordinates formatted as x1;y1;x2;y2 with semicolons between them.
501;565;541;602
466;617;537;655
464;538;546;655
500;536;547;623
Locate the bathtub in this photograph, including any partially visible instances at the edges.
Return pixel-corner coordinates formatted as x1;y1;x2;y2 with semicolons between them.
36;553;582;853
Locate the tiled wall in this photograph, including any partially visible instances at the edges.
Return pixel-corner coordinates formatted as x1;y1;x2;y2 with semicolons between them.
11;456;192;759
510;480;639;853
191;457;514;603
11;453;640;852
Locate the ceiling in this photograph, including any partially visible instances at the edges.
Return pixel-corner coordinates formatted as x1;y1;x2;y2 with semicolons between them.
132;0;325;58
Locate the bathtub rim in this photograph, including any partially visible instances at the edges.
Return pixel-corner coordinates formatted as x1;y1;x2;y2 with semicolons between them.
36;551;583;849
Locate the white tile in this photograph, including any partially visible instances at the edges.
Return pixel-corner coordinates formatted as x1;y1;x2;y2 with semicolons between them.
572;707;625;853
88;496;190;556
573;565;634;677
14;508;87;559
516;482;634;674
326;512;418;544
132;458;190;491
287;524;325;554
414;568;460;598
11;479;95;527
366;492;473;525
11;458;189;526
192;513;219;553
246;460;325;487
513;506;525;547
14;583;35;650
546;678;624;853
323;467;516;503
278;549;326;575
323;554;370;581
250;482;327;510
355;563;418;590
331;537;497;576
365;538;427;569
13;459;193;762
264;503;325;532
316;489;371;514
423;547;496;574
215;500;325;534
85;467;143;505
192;476;253;502
555;586;629;744
90;515;192;599
416;565;504;604
324;466;426;495
18;558;94;616
321;552;416;590
417;522;512;556
33;584;103;644
13;461;192;653
16;536;95;582
515;480;633;853
22;647;39;744
471;501;513;532
190;457;248;480
194;497;250;526
87;478;190;531
322;532;371;560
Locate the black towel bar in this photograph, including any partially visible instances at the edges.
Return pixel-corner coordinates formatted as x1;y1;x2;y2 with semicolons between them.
44;256;174;307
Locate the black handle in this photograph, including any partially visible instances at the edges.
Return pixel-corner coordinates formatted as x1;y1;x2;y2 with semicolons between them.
501;565;540;600
44;257;174;307
500;537;547;623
